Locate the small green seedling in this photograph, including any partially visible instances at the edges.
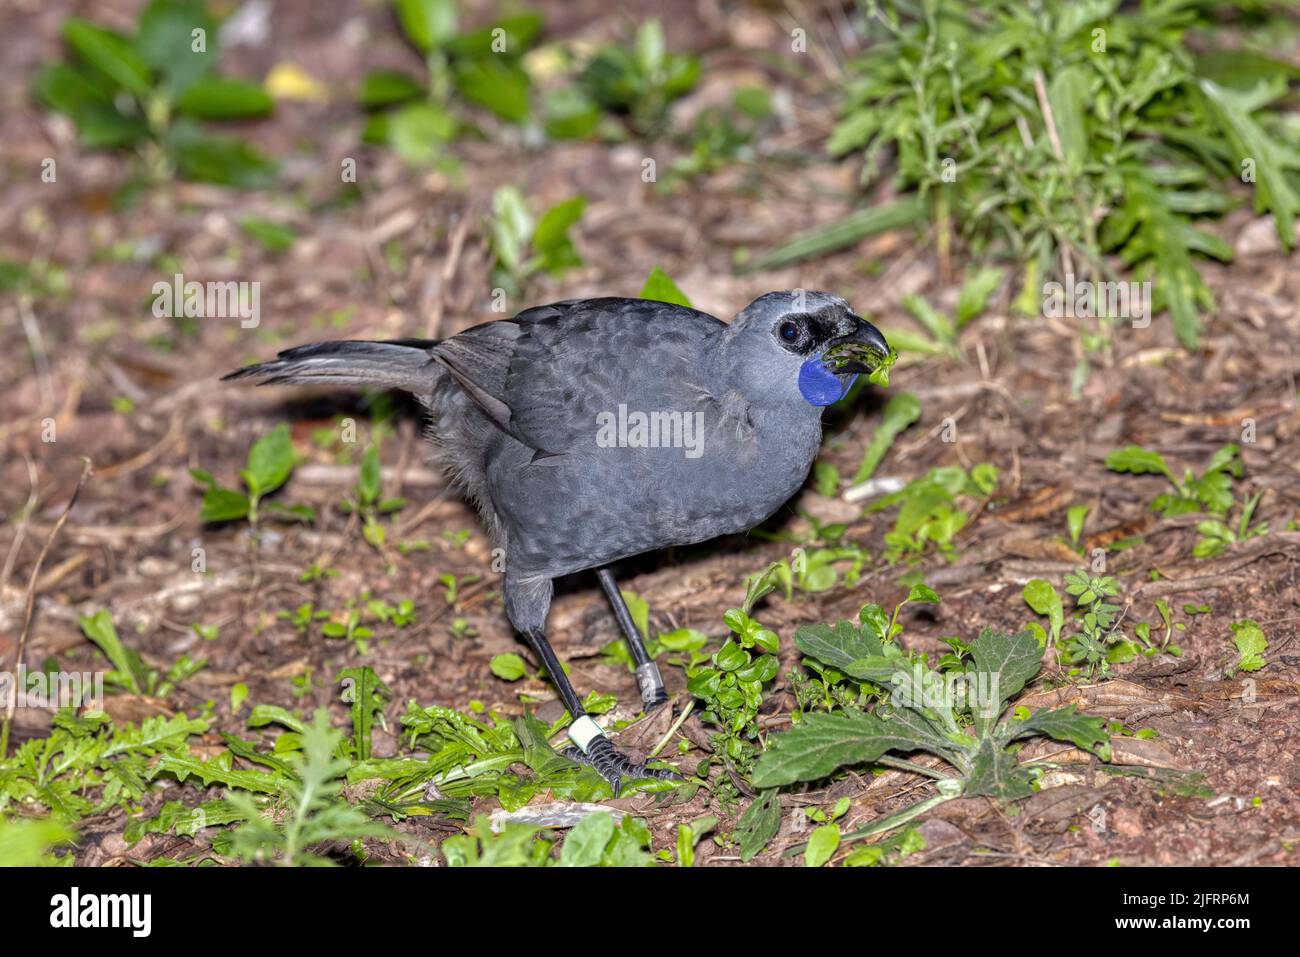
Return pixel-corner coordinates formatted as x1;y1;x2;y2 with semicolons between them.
1229;620;1268;675
1133;598;1181;658
578;19;699;137
870;464;998;562
367;598;416;628
340;445;407;549
321;606;375;655
487;186;587;296
1105;444;1241;518
1067;505;1090;551
1194;491;1268;558
804;800;850;868
1027;572;1154;675
280;602;330;634
675;815;718;867
191;424;315;527
439;573;480;605
359;4;543;166
80;609;205;697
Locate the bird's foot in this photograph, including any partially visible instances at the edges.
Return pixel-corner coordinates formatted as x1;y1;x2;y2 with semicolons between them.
563;721;679;797
636;661;669;713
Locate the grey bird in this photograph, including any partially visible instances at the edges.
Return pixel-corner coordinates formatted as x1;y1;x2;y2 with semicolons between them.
224;291;889;792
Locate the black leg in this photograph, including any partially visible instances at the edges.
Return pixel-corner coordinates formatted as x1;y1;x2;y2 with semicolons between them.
520;627;584;717
596;567;668;711
522;626;678;796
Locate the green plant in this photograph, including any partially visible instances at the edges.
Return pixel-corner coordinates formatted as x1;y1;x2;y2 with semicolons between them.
869;463;998;562
578;19;700;137
675;815;718;867
0;816;75;866
791;584;939;717
341;445;407;550
437;572;480;605
191;424;315;527
1063;571;1126;675
684;567;783;774
801;797;852;867
752;622;1110;859
1067;505;1090;551
239;217;296;254
883;267;1004;358
367;598;416;628
765;0;1299;348
1229;619;1268;674
337;667;390;762
851;392;921;485
1025;571;1138;677
1194;491;1268;558
639;266;692;307
1133;598;1182;659
1022;578;1064;649
379;704;640;810
223;711;396;866
34;0;276;185
442;815;554;866
321;605;375;655
1106;444;1267;557
1106;443;1242;517
79;610;205;697
1;709;208;823
843;824;926;867
733;788;782;863
438;809;655;867
487;186;587;296
280;601;330;634
490;653;527;681
663;87;773;187
359;1;543;167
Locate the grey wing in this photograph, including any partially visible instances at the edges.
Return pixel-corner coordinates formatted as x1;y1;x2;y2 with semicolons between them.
431;321;526;440
432;299;724;456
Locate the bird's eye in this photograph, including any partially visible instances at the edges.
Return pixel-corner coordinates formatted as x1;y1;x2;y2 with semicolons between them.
779;321;800;342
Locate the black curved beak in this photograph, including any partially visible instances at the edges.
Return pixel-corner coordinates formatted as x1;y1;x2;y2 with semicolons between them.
824;316;891;374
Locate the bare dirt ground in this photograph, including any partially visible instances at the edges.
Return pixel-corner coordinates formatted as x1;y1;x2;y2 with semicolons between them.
1;0;1298;866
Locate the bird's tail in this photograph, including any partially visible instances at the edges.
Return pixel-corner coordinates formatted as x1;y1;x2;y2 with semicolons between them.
222;338;440;393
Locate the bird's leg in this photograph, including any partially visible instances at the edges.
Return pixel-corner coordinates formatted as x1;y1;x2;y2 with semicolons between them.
596;567;668;712
521;627;678;796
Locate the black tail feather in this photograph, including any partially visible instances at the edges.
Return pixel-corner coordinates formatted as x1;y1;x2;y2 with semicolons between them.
222;339;440;393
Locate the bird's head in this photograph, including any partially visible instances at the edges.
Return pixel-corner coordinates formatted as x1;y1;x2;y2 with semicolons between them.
721;291;893;408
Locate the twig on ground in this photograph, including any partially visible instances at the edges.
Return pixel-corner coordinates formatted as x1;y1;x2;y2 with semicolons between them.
1;457;93;758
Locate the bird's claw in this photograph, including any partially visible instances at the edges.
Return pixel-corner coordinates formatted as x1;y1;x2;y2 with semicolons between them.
563;736;680;797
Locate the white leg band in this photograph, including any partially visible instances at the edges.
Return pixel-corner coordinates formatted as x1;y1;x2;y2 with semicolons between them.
567;715;606;754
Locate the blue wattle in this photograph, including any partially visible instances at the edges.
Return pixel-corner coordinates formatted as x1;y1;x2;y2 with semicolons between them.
798;357;857;406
